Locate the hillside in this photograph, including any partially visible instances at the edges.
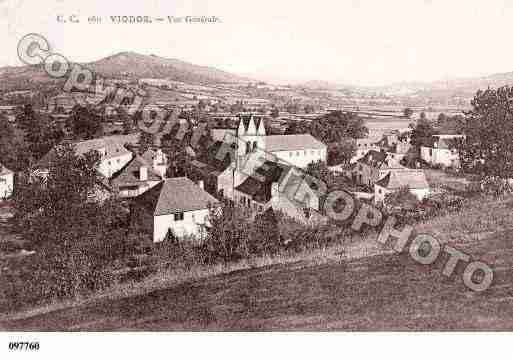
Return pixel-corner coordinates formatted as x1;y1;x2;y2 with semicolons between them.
2;230;513;330
3;195;513;331
0;51;250;91
86;51;251;84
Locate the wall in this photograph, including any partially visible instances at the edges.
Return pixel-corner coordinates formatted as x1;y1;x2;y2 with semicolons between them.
421;146;460;168
98;152;133;178
153;208;211;243
269;148;327;169
0;173;14;199
118;180;161;198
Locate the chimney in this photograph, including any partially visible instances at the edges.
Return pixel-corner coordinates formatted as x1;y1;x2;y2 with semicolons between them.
271;182;280;198
197;180;204;189
140;166;148;181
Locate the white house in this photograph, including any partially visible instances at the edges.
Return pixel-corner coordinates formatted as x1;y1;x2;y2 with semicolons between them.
0;163;14;200
133;177;220;242
420;135;465;168
374;170;430;204
36;134;139;180
141;148;168;178
110;155;163;198
351;138;380;163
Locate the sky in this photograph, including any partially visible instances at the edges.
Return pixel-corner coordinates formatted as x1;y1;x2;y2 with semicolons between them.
1;0;513;86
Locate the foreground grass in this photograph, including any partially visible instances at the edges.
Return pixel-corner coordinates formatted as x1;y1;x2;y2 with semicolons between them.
2;194;512;324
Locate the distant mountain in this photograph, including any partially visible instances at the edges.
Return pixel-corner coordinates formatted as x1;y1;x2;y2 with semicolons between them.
376;71;513;98
0;51;251;90
86;51;251;84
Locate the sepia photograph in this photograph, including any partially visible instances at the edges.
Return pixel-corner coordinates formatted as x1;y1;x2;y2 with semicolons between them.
1;0;513;357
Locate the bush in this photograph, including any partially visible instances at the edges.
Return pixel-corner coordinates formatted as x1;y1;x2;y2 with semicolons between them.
1;247;113;313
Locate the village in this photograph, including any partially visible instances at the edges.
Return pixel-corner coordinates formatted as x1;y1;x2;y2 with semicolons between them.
1;52;512;332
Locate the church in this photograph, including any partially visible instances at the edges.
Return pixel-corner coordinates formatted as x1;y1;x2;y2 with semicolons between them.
211;116;327;170
200;116;327;223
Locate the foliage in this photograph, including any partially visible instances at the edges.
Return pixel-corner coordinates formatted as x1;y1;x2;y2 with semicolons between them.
285;111;368;143
327;141;356;166
383;186;418;209
0;117;30;171
459;86;513;179
4;144;130;310
403;107;413;118
138;131;155;155
409;118;437;148
67;104;102;140
203;205;282;263
310;111;368;142
16;104;64;161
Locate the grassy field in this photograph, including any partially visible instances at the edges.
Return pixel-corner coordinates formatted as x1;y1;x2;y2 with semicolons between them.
2;230;513;330
2;195;513;331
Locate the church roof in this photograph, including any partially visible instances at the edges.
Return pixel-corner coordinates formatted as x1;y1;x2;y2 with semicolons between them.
265;134;326;152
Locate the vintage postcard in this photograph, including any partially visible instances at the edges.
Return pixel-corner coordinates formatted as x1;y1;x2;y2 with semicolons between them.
1;0;513;357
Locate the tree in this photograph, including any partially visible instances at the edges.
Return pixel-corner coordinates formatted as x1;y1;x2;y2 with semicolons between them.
459;86;513;178
304;104;315;114
248;209;281;255
310;111;368;143
403;107;413;118
384;186;418;209
9;144;128;305
16;104;64;161
305;160;333;188
409;118;437;148
117;107;134;134
0;116;30;171
327;141;356;166
138;131;155;155
67;104;102;140
284;120;310;135
203;205;249;263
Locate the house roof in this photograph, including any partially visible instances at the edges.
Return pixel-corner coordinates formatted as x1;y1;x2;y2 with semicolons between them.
265;134;326;152
424;135;464;149
235;161;289;203
0;163;13;176
37;134;139;169
196;141;234;173
375;170;429;190
357;150;406;170
357;150;387;167
135;177;220;216
110;155;162;186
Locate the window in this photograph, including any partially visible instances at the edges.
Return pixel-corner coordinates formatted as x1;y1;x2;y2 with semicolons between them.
174;212;184;221
289;152;293;157
296;151;300;156
304;150;307;155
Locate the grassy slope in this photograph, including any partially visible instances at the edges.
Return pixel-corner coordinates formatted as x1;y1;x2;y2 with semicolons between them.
2;196;513;330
